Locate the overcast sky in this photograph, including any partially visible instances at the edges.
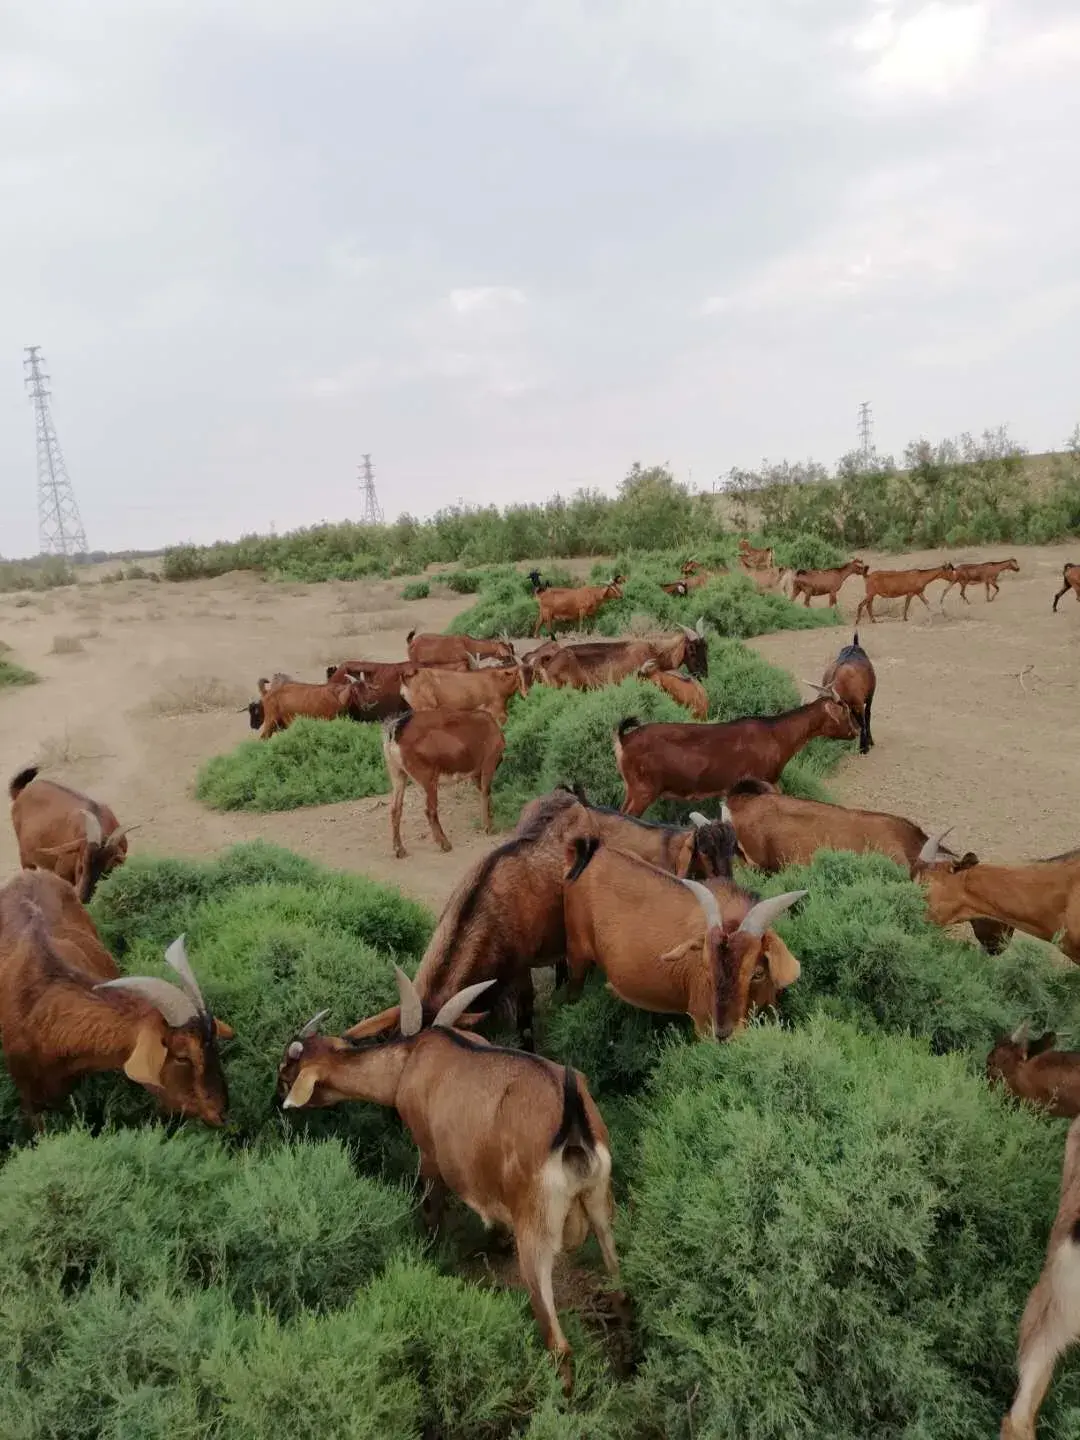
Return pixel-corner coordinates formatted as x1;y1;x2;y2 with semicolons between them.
3;1;1078;556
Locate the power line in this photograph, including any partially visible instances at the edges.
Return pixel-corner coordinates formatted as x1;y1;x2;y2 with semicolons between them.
24;346;88;557
358;453;384;525
857;401;874;465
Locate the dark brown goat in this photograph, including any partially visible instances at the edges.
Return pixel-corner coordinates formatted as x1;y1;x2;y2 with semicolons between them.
986;1024;1080;1119
790;559;868;607
10;767;133;902
1052;563;1080;613
613;692;858;816
941;557;1019;604
818;631;876;753
383;709;505;858
0;870;231;1126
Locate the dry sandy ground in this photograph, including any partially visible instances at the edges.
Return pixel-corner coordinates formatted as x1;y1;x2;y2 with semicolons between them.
1;544;1078;916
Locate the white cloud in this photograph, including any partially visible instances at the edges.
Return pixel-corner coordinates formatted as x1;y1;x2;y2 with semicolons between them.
446;286;528;316
847;2;989;101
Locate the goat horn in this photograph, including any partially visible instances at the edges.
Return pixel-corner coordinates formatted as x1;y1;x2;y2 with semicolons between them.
738;890;807;936
164;935;207;1014
107;824;139;848
1010;1020;1031;1047
680;877;722;929
688;811;710;829
95;975;200;1028
82;810;103;847
432;978;497;1031
720;803;733;824
802;681;829;695
394;965;424;1037
296;1007;330;1040
917;828;954;864
695;616;705;635
467;652;481;670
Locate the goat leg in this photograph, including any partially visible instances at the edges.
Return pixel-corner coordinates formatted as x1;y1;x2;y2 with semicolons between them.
422;777;452;853
516;1228;574;1393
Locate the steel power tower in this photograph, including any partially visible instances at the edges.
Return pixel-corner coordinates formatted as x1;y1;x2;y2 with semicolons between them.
358;454;384;525
24;346;88;557
857;401;874;465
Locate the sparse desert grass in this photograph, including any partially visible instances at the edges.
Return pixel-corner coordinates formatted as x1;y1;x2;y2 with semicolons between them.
150;674;250;717
0;657;39;689
35;726;110;768
333;607;412;638
13;595;34;609
50;633;84;655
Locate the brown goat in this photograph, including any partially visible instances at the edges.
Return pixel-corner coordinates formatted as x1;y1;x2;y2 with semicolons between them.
637;660;708;719
941;557;1019;604
987;1024;1080;1119
533;577;625;638
10;767;133;903
737;539;774;570
326;658;470;686
999;1116;1080;1438
383;709;505;857
563;838;804;1038
914;833;1080;963
406;631;515;666
818;631;876;753
0;870;231;1126
277;971;622;1388
613;692;858;817
855;563;957;623
1051;563;1080;614
401;659;528;725
530;625;708;691
790;559;868;607
254;679;358;738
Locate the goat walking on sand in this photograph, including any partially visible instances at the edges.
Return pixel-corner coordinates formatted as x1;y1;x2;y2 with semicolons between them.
383;709;505;858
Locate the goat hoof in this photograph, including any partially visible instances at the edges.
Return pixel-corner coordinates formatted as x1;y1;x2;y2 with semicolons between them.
556;1352;574;1395
394;846;407;859
439;839;453;853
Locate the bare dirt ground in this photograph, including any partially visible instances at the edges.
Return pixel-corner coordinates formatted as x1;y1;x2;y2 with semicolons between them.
2;544;1078;915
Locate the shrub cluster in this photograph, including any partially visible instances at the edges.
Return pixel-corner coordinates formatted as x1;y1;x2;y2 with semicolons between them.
195;716;388;812
400;579;430;600
0;656;38;689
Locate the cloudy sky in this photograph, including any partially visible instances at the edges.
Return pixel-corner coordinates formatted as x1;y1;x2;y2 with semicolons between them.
2;1;1078;556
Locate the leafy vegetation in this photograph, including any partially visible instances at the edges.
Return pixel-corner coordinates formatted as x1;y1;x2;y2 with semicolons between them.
400;579;430;600
0;656;38;689
0;556;77;593
195;717;389;812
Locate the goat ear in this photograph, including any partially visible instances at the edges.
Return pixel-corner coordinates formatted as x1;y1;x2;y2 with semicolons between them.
1028;1031;1058;1057
763;934;801;989
957;852;979;870
658;937;701;965
123;1025;168;1089
213;1019;235;1041
38;840;84;858
343;1005;400;1041
282;1067;319;1109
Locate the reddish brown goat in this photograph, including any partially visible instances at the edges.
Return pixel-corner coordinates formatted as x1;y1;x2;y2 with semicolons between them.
737;539;774;570
277;972;623;1389
817;630;876;753
941;557;1019;604
10;767;133;903
613;691;858;816
790;559;868;607
637;660;709;719
406;631;515;666
1052;563;1080;614
563;838;804;1038
529;625;708;691
384;709;505;858
326;658;469;685
855;563;957;623
533;577;625;638
401;660;528;725
987;1024;1080;1119
254;678;360;738
0;870;232;1126
1000;1116;1080;1438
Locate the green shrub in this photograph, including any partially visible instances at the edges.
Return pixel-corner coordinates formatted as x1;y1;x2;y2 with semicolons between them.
769;533;846;570
400;579;429;600
0;657;38;688
625;1018;1080;1439
442;569;486;594
448;573;538;638
195;717;388;812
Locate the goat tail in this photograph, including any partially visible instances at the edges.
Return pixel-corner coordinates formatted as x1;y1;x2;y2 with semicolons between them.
616;716;640;740
550;1066;599;1181
852;630;860;646
384;711;414;744
406;629;416;644
566;835;600;882
9;766;39;800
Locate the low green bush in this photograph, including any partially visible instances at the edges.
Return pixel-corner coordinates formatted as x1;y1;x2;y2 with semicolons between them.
195;717;388;812
400;579;429;600
448;573;539;638
0;657;38;688
624;1018;1080;1439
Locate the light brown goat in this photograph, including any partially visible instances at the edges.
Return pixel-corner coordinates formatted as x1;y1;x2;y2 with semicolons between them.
790;559;868;607
1000;1116;1080;1438
737;539;774;570
529;625;707;691
1051;563;1080;614
637;660;709;719
987;1024;1080;1119
383;709;505;857
254;678;358;738
941;557;1019;604
10;767;132;903
0;870;231;1125
533;577;625;638
406;631;515;666
563;838;804;1038
277;970;623;1388
855;563;957;623
401;659;528;725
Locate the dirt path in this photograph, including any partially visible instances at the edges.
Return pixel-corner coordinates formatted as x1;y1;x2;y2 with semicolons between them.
2;544;1078;914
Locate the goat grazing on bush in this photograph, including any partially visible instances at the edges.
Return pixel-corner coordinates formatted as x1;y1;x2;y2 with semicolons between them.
987;1024;1080;1119
533;576;625;638
383;709;505;858
1052;563;1080;613
636;660;709;719
737;539;774;571
251;677;360;738
563;838;804;1038
1000;1116;1080;1439
406;631;515;666
613;690;858;816
277;969;623;1389
790;559;868;608
941;557;1019;604
10;767;133;902
401;658;529;725
529;624;708;691
855;563;957;624
0;870;231;1126
817;631;876;753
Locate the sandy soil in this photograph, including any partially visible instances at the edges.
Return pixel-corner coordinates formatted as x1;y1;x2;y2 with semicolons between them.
2;544;1078;914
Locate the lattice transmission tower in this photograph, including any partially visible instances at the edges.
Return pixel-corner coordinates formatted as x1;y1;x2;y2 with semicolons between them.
857;400;874;465
24;346;88;557
358;453;384;525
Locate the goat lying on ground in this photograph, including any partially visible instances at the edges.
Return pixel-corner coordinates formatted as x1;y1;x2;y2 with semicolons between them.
10;767;133;902
637;660;709;719
1051;563;1080;613
941;557;1019;604
987;1024;1080;1119
277;969;623;1389
855;564;956;624
999;1116;1080;1439
818;631;876;753
563;837;804;1037
383;709;505;857
0;870;231;1125
790;559;868;608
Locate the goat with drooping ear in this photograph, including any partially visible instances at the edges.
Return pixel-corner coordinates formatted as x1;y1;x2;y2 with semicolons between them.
987;1023;1080;1119
276;967;623;1389
10;767;134;902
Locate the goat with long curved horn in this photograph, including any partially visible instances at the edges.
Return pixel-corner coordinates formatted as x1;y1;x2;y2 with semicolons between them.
917;828;954;865
738;890;808;936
